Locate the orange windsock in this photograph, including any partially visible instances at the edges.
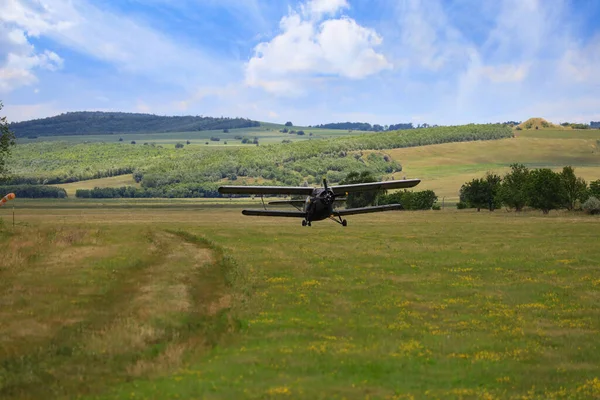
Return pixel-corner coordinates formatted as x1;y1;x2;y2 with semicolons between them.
0;193;16;207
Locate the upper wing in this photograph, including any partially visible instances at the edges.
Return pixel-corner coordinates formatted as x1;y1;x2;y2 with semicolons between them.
330;179;421;194
218;185;314;196
336;204;403;216
242;209;306;218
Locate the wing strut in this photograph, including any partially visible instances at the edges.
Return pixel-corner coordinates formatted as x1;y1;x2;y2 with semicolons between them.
261;195;267;210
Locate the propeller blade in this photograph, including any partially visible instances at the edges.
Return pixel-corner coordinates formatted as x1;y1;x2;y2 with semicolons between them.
323;178;328;191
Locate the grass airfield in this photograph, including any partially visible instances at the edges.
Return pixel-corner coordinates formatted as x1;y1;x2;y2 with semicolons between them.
2;204;600;399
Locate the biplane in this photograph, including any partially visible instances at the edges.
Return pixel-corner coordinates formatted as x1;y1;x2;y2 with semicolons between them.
218;178;421;226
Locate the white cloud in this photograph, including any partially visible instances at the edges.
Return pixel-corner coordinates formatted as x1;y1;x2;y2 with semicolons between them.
301;0;349;19
245;1;391;95
0;23;64;92
393;0;473;71
0;0;232;89
559;35;600;85
479;63;529;83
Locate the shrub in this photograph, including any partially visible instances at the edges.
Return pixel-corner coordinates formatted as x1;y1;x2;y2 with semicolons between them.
583;196;600;215
456;202;468;209
432;204;441;210
175;143;184;149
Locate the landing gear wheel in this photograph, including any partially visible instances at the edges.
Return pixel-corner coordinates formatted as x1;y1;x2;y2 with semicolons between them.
302;220;307;227
342;219;347;227
308;221;312;227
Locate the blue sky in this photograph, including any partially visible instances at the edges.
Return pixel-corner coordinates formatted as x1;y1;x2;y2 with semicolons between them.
1;0;599;125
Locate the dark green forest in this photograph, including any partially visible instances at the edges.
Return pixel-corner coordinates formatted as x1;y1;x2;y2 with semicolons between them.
9;111;261;137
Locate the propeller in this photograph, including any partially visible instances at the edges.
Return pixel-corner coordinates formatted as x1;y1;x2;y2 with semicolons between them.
321;178;336;205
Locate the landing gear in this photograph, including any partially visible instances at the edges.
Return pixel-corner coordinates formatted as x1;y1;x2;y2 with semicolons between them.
329;214;348;227
302;220;311;227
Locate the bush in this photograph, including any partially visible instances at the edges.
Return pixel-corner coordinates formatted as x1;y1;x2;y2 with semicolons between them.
175;143;184;149
432;204;441;210
379;189;438;210
456;202;468;209
583;196;600;215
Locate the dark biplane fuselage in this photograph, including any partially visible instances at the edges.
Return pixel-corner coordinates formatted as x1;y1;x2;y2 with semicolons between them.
303;188;335;222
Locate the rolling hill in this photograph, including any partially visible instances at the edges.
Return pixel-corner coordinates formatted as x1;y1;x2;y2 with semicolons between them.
9;111;261;137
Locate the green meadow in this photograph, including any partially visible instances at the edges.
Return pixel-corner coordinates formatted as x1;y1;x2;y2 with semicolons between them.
1;205;600;399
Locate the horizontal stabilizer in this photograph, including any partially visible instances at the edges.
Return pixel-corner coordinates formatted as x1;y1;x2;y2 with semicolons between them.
337;204;403;216
242;209;306;218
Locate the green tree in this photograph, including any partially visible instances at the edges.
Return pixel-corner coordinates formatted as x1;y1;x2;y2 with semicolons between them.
340;171;382;208
460;174;499;211
484;172;502;211
1;102;16;182
285;121;293;127
527;168;565;214
498;163;530;211
589;179;600;198
560;166;588;210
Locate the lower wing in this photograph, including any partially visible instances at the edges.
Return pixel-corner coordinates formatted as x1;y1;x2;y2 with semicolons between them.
242;209;306;218
336;204;403;216
267;200;306;206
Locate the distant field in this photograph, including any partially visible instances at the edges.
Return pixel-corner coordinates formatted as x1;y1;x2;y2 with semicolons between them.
56;175;140;197
16;122;370;146
516;128;600;139
384;136;600;202
2;206;600;399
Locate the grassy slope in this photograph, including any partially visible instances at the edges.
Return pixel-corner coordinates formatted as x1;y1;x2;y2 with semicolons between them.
2;207;599;399
384;132;600;202
56;174;140;197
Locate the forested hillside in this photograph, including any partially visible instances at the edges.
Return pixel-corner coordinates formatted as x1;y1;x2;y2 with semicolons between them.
8;124;513;197
10;111;261;137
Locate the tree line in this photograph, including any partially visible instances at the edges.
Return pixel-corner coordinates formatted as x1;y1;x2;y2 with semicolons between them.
10;111;261;137
310;122;414;131
459;164;600;214
0;185;67;198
